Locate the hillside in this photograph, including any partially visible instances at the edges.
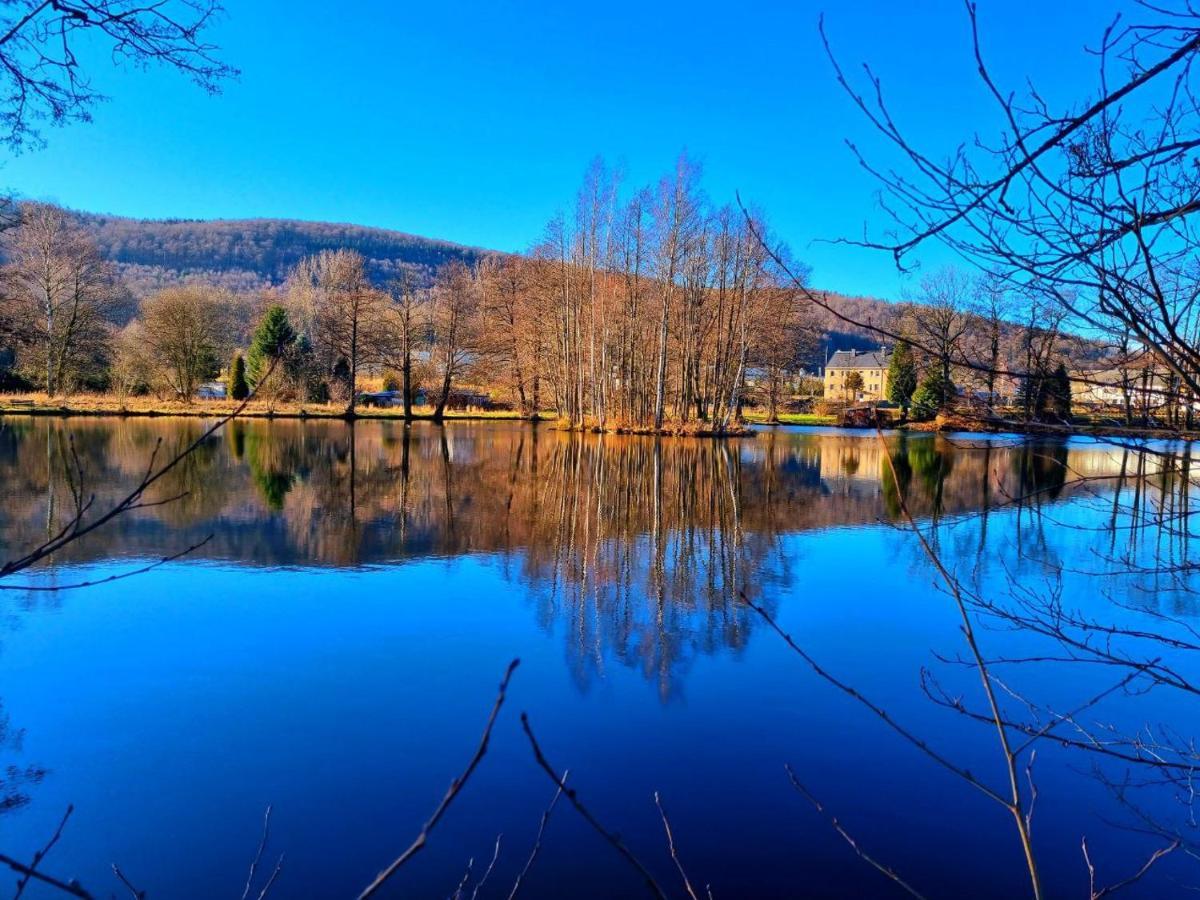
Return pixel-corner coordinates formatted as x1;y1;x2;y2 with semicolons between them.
60;209;1096;374
67;211;489;298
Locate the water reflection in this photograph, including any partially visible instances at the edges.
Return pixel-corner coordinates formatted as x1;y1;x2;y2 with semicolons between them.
0;420;1170;690
4;418;1200;899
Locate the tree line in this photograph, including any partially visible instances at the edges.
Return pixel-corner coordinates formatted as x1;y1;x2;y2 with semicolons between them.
0;161;821;432
0;195;1146;430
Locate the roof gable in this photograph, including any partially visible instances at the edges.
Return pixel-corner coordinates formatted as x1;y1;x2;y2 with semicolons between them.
827;348;890;370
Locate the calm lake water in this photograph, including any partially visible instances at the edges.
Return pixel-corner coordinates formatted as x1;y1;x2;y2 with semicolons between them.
0;418;1196;898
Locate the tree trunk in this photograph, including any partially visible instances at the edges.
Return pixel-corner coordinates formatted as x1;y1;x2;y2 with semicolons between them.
402;346;413;420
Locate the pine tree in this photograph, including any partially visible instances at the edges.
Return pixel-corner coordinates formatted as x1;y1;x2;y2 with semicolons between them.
887;341;918;410
247;305;297;387
230;353;249;400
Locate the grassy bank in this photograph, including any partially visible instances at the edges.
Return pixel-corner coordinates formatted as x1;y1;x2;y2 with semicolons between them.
900;409;1200;440
0;393;546;421
743;411;839;426
0;393;837;433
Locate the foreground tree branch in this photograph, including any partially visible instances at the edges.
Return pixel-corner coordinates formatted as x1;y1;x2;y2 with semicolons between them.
520;712;669;900
357;658;520;900
0;0;238;149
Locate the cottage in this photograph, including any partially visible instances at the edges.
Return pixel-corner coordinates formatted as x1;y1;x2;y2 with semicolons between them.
823;348;891;401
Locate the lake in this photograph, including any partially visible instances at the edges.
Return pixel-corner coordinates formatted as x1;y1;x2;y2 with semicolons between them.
0;418;1196;898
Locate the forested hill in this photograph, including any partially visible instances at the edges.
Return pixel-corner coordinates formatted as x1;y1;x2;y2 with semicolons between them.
65;209;910;351
64;208;1092;371
67;211;489;298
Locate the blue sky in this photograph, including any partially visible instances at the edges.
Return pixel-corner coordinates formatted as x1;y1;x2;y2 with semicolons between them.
1;0;1123;298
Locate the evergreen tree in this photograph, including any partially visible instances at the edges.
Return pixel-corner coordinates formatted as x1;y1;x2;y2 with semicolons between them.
230;353;249;400
887;342;918;411
1016;371;1045;421
247;305;297;387
910;369;952;421
1047;363;1072;422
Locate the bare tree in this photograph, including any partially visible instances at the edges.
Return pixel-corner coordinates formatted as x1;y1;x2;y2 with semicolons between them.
0;0;237;150
137;284;229;399
287;249;382;414
651;154;704;430
429;260;479;419
905;268;969;406
0;202;122;394
379;271;426;418
823;2;1200;415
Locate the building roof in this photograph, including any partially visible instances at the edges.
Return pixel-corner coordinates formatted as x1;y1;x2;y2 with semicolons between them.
826;348;890;370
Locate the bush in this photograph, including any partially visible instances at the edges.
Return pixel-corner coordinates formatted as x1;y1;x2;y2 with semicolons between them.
0;368;35;392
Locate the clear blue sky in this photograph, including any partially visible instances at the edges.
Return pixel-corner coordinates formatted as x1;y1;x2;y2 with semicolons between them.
1;0;1123;299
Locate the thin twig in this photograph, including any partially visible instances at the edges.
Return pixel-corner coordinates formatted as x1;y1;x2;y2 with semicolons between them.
1085;835;1180;899
653;792;702;900
470;835;502;900
13;804;74;899
450;857;474;900
241;804;273;900
111;863;145;899
785;766;929;900
0;853;93;899
255;854;285;900
0;537;213;592
520;712;668;900
507;771;568;900
357;658;520;900
873;425;1043;899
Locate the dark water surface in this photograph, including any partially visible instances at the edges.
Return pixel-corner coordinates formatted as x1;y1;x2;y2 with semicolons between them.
0;418;1195;898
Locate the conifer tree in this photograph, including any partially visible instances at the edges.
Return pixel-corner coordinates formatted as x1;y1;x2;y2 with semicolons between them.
1047;363;1072;422
230;353;249;400
887;341;918;411
247;305;297;387
910;369;952;421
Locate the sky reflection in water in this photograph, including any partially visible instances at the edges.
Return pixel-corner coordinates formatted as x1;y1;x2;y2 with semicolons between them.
0;418;1195;898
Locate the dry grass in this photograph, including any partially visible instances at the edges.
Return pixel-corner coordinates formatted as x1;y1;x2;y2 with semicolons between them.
550;415;757;437
0;392;546;422
742;411;838;426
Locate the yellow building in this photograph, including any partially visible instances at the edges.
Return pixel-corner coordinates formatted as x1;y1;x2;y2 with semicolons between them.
824;348;891;401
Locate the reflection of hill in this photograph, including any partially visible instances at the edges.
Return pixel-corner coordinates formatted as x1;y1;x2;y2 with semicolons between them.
0;419;1150;692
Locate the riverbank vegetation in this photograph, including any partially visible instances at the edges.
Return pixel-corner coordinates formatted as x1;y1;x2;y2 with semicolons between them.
0;161;819;434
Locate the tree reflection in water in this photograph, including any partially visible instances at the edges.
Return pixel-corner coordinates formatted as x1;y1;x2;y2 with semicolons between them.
3;420;1199;900
0;419;1152;700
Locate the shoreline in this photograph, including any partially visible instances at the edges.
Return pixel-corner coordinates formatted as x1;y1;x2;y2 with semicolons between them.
0;397;777;436
2;398;1192;441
